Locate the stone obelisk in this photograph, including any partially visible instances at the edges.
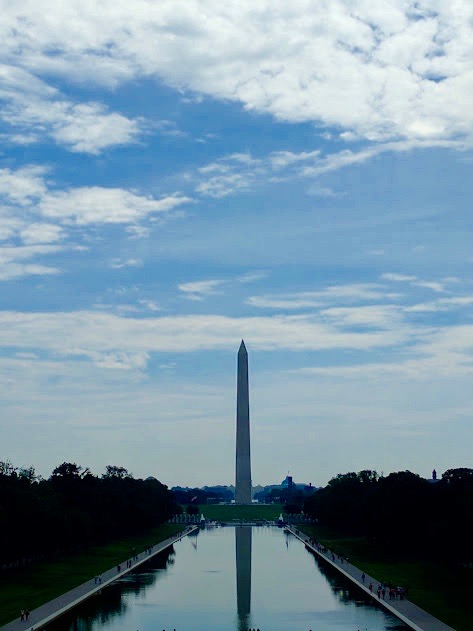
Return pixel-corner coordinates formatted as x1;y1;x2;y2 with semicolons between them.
235;340;252;504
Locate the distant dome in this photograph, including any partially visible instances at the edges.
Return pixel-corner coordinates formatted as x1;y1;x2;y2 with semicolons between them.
146;476;158;481
281;475;292;488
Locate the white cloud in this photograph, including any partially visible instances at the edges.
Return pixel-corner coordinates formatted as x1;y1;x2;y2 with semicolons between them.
0;245;63;261
194;139;467;200
0;244;63;279
298;139;467;177
40;188;191;226
382;273;460;295
293;315;473;382
138;300;161;312
381;273;418;282
195;153;266;197
368;249;385;256
126;225;151;239
195;172;255;198
236;271;269;284
177;271;268;301
0;217;25;241
247;283;396;310
6;279;473;375
269;151;321;170
89;350;149;370
178;279;225;301
441;296;473;306
320;305;402;329
306;184;340;198
193;148;352;198
0;254;60;280
0;64;144;153
0;165;48;206
405;296;473;313
20;223;64;245
48;103;143;154
0;263;59;281
109;258;143;269
413;280;446;293
2;2;472;146
296;350;473;381
0;166;192;279
0;309;411;367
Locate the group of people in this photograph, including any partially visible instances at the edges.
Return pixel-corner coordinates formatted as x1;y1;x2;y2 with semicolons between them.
19;609;30;622
298;531;350;566
293;529;409;606
122;544;154;572
361;574;407;600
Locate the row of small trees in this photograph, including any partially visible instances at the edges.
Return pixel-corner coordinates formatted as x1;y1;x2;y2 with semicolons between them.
303;468;473;563
0;461;179;569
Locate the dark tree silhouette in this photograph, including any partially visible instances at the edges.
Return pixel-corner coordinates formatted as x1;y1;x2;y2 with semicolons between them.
304;467;473;563
0;461;179;570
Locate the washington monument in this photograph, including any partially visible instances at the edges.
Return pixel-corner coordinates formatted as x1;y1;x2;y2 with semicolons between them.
235;340;252;504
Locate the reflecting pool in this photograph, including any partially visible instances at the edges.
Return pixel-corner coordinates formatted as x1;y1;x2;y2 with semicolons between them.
47;526;408;631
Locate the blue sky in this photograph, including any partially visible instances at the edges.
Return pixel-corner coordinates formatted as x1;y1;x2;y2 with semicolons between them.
1;1;473;487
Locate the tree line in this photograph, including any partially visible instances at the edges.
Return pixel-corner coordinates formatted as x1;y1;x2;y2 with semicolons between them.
303;468;473;563
0;462;179;570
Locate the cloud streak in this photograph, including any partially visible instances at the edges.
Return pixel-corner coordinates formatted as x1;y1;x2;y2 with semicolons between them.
247;283;398;310
0;309;413;367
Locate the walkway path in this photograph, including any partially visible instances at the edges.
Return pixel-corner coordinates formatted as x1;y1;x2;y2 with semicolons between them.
0;526;198;631
287;527;455;631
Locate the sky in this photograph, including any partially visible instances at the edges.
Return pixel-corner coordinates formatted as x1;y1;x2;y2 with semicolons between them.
1;1;473;488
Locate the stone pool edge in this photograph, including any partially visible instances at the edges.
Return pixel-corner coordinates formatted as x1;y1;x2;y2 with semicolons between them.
0;526;199;631
287;526;455;631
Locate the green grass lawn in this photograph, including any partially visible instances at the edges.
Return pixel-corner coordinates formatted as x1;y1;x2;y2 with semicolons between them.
299;523;473;631
198;503;282;521
0;523;184;627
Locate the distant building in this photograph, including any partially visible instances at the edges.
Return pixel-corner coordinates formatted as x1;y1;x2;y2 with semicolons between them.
281;475;293;490
253;475;319;503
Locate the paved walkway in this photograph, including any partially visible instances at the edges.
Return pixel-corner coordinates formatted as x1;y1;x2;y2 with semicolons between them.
287;527;455;631
0;526;198;631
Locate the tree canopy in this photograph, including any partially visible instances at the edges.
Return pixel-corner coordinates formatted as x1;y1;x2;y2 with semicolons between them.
0;461;178;570
304;468;473;563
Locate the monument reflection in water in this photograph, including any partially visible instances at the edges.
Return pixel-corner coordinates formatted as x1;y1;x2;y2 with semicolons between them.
45;526;408;631
235;526;252;629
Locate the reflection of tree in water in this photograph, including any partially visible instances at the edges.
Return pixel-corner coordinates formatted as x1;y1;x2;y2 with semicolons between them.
45;546;175;631
304;548;408;629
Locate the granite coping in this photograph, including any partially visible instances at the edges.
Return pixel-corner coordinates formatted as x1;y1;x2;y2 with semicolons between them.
287;526;456;631
0;526;198;631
